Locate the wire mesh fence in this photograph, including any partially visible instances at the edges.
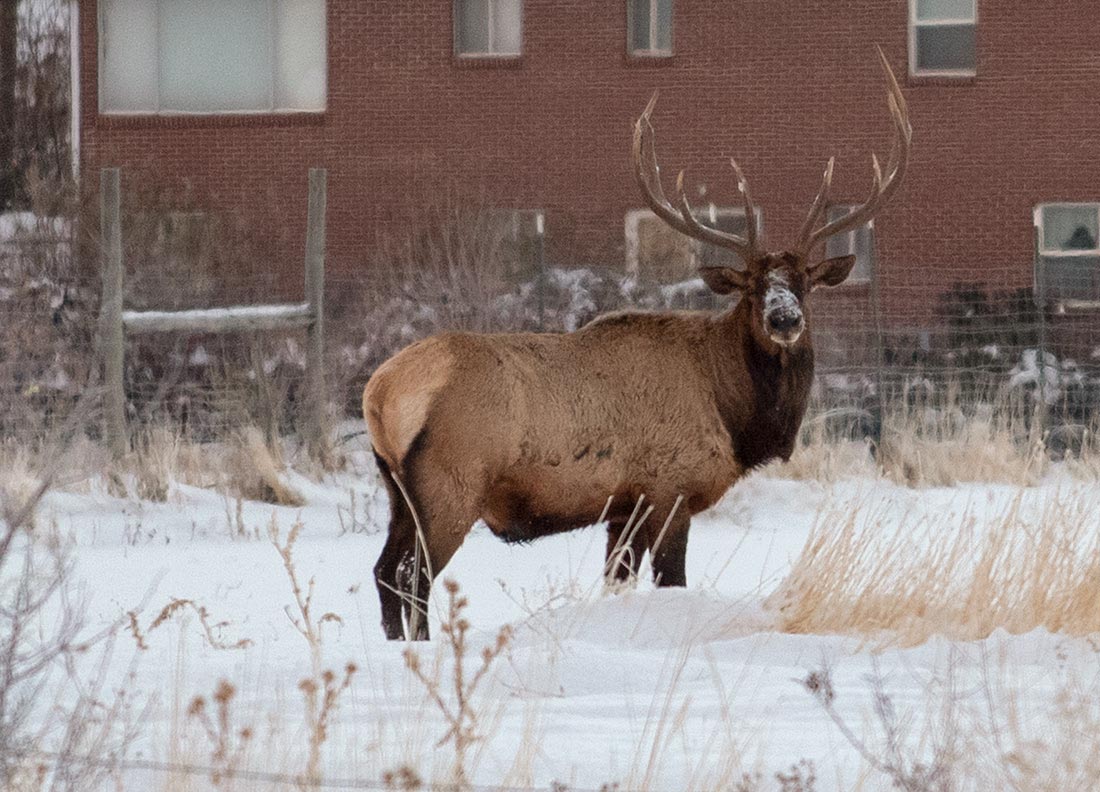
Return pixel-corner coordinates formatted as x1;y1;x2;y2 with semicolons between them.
4;195;1100;462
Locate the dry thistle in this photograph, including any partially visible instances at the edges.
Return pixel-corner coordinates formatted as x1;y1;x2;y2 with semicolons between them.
382;764;423;790
138;598;252;651
188;679;254;789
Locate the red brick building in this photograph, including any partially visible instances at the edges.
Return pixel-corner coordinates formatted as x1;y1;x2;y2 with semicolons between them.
74;1;1100;334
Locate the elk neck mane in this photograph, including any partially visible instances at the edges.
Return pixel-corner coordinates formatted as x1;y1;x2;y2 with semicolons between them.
707;296;814;470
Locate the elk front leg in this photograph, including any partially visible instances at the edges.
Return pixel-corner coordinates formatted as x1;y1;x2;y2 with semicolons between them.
648;511;690;588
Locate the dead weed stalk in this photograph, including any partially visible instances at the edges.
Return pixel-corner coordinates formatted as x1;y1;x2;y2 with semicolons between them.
402;579;512;789
268;516;356;790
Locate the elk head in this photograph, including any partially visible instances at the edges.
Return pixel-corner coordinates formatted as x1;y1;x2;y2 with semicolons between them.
633;47;911;349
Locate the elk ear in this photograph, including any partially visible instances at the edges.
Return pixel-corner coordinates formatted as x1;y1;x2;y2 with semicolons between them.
699;266;749;295
808;255;856;289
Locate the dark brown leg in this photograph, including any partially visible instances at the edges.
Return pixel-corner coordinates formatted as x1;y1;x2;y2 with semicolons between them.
649;512;690;588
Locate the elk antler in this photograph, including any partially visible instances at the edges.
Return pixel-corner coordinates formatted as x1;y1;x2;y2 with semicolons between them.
633;92;760;263
795;46;912;255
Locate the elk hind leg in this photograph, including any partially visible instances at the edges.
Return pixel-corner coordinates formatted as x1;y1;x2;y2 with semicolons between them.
373;452;417;640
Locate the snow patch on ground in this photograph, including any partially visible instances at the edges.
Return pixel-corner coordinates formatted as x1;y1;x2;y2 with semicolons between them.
25;446;1100;789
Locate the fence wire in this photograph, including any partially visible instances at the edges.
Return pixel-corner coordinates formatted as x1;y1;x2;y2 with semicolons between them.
3;206;1097;455
25;749;623;792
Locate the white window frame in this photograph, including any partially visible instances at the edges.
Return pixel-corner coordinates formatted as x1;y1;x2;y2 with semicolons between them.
824;205;874;284
627;0;673;57
1035;203;1100;257
908;0;977;78
625;206;762;275
97;0;327;115
454;0;523;58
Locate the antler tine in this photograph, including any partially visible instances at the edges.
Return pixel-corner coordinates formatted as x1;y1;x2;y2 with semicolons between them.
729;158;758;251
802;45;911;251
794;157;835;254
632;92;758;261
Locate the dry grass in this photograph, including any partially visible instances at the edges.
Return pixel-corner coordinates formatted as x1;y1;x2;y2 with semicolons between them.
223;427;305;507
770;489;1100;645
773;391;1100;488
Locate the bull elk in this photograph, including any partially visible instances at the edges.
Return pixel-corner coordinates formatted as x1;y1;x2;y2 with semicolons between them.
364;49;910;640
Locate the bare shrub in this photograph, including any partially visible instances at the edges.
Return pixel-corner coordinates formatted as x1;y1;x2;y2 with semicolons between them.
802;664;957;792
269;517;356;789
0;422;134;789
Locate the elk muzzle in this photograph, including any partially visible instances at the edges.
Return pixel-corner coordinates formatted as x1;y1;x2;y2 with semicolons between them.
763;272;804;346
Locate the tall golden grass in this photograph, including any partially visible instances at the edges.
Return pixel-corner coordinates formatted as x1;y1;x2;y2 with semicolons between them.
770;489;1100;645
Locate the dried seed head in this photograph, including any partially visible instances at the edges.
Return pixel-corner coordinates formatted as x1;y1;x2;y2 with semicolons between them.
187;696;205;717
214;680;235;704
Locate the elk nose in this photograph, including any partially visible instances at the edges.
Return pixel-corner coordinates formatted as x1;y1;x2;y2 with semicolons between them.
768;313;802;332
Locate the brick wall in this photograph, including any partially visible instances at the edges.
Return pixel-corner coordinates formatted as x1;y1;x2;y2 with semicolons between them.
79;1;1100;322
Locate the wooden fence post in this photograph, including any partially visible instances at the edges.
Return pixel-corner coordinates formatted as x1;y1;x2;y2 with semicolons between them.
303;168;328;462
99;168;127;460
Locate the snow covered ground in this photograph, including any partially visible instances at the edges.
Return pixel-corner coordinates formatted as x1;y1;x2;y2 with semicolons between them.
26;434;1100;790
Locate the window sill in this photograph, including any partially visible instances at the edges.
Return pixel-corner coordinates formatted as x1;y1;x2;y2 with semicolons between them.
453;54;524;69
906;72;977;87
94;112;325;130
625;52;676;67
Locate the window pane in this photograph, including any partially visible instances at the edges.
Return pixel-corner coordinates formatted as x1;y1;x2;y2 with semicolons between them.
456;0;490;54
824;206;873;281
159;0;274;112
100;0;158;112
491;0;522;54
275;0;326;110
655;0;672;52
629;0;651;52
1043;206;1099;252
852;226;874;281
915;0;974;22
637;215;693;280
700;212;749;271
825;208;854;259
1039;255;1100;301
915;24;975;72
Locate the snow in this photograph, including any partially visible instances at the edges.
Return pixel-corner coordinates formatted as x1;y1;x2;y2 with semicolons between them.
20;435;1100;789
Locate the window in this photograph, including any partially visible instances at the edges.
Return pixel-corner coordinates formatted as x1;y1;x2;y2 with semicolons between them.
98;0;326;114
628;0;672;56
488;209;544;280
455;0;522;57
625;207;761;280
909;0;976;76
824;206;874;284
1035;204;1100;302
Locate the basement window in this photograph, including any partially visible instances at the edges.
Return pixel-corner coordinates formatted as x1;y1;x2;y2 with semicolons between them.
1035;204;1100;302
487;209;545;281
627;0;673;57
625;207;761;281
98;0;326;114
455;0;523;57
823;206;874;284
909;0;976;77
